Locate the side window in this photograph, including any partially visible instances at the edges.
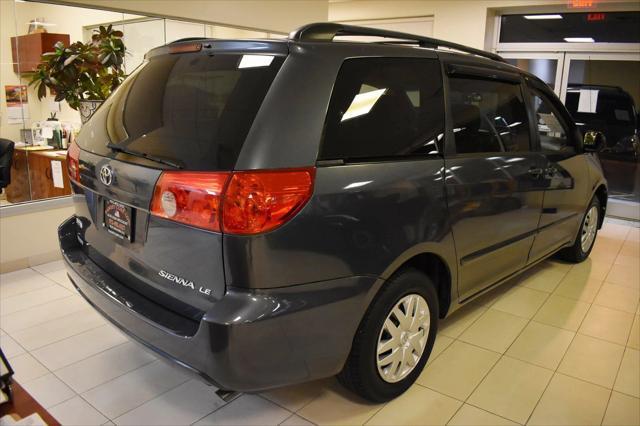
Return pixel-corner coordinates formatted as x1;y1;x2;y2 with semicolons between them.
449;77;530;154
320;58;445;161
530;88;574;153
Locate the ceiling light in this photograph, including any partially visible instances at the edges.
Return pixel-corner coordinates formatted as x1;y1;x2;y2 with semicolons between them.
564;37;595;42
524;14;563;20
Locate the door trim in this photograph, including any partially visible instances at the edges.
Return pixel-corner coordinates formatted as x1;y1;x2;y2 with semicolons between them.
459;212;578;266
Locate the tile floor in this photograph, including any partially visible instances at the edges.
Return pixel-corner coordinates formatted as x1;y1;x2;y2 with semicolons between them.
0;219;638;425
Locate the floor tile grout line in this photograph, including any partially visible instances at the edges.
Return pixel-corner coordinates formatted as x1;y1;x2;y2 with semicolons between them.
26;325;128;372
433;273;560;423
29;264;66;276
7;232;636;424
455;270;562;425
456;401;527;425
277;412;294;426
102;373;192;422
24;342;151;414
0;295;88;334
607;345;638;400
0;292;76;318
55;355;158;396
0;280;62;302
256;391;309;417
188;390;247;426
8;317;108;354
522;256;623;426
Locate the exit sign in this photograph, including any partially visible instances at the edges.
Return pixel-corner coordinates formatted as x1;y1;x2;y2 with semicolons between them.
569;0;595;7
587;13;606;21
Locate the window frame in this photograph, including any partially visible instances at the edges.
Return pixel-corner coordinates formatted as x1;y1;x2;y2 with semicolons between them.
317;56;446;165
525;77;582;157
443;67;535;158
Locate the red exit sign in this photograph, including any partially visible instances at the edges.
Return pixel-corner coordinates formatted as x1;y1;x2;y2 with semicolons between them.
588;13;606;21
569;0;595;7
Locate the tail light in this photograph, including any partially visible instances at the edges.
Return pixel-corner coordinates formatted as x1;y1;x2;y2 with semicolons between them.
150;168;315;235
222;168;315;235
150;172;230;232
67;141;81;182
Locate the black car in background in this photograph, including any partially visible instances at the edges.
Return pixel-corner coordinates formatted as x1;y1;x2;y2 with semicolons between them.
566;85;639;201
59;23;608;402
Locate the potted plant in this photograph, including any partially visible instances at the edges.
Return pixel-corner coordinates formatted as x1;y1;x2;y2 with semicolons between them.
30;25;126;124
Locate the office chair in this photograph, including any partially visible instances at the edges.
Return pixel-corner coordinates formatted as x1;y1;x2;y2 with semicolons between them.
0;139;15;194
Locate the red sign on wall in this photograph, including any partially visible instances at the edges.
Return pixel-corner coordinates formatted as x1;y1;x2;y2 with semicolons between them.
569;0;595;8
587;13;606;21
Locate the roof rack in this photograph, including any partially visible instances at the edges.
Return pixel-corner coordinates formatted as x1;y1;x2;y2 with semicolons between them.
289;22;504;63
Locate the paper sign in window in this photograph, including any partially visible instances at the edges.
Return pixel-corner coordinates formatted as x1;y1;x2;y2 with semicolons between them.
51;160;64;188
577;89;599;113
342;88;387;121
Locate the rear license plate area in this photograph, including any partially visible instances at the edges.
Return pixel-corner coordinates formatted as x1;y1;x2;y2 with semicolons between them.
104;199;134;241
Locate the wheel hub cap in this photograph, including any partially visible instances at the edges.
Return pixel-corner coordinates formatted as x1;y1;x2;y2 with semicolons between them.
581;206;599;253
376;294;430;383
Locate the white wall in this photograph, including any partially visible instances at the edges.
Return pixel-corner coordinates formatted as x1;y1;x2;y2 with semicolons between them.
0;204;74;272
58;0;328;33
329;0;639;50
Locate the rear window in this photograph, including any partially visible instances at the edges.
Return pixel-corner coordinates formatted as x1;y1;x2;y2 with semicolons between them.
320;58;445;161
83;53;284;170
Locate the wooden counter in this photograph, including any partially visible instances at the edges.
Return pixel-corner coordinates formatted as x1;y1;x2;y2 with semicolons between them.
5;146;72;203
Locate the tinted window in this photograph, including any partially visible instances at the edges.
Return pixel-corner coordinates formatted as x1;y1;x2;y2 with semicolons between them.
81;53;284;170
449;77;530;154
320;58;444;161
530;88;574;153
565;89;636;127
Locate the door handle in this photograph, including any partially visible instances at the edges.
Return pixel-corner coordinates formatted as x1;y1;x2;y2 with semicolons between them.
528;167;544;178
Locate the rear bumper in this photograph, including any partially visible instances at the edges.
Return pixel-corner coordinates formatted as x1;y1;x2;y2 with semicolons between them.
59;216;380;392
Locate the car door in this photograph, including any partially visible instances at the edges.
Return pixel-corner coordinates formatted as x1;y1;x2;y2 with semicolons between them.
442;61;547;301
525;78;590;262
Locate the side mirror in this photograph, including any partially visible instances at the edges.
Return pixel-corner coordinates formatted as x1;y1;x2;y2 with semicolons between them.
583;130;606;152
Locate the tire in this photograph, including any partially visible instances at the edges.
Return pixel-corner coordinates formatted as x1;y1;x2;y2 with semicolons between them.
556;196;600;263
337;268;439;403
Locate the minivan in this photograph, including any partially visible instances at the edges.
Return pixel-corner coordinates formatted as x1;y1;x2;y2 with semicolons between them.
59;23;608;402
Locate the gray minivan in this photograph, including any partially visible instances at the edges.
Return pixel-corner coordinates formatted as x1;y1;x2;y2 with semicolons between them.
59;23;608;402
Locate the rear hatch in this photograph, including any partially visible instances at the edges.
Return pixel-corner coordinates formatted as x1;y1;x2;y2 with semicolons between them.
73;41;286;323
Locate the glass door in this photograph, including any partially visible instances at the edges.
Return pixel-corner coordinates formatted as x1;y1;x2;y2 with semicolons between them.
502;52;565;95
560;53;640;219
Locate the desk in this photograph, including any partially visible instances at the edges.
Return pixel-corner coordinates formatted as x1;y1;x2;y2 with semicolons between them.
5;146;71;203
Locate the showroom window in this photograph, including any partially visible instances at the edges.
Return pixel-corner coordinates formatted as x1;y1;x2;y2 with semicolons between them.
448;77;530;154
320;58;444;161
497;10;640;215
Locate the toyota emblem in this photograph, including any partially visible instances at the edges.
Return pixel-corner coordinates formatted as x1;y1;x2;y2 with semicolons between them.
100;165;114;186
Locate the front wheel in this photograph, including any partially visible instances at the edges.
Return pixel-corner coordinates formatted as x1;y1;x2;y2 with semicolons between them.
337;268;439;402
557;196;600;263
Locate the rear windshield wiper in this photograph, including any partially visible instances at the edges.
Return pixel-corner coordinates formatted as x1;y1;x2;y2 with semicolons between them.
106;143;183;169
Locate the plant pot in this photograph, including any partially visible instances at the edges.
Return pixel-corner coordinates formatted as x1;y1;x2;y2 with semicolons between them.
78;100;103;124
